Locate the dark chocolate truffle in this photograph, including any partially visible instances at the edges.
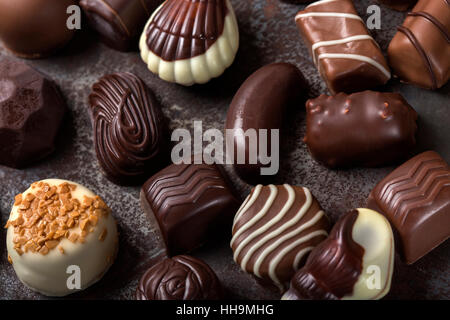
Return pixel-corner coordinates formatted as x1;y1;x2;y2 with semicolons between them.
0;58;66;168
141;162;239;256
0;0;77;58
136;255;223;300
80;0;163;52
88;72;168;185
368;151;450;264
304;91;418;168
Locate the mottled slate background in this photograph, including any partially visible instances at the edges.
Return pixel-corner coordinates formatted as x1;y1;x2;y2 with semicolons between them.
0;0;449;300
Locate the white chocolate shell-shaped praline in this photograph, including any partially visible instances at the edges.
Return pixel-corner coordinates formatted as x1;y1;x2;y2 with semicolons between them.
139;0;239;86
6;179;119;297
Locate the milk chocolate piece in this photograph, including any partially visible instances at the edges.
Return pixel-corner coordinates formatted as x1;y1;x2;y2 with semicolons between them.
283;209;394;300
140;0;239;85
136;255;222;300
231;184;330;290
88;72;168;185
304;91;418;168
225;63;308;184
368;151;450;264
295;0;391;94
141;162;239;255
0;0;76;58
80;0;162;51
388;0;450;89
0;58;66;168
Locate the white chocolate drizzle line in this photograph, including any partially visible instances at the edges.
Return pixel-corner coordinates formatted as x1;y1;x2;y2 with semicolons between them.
318;53;391;79
231;185;277;247
307;0;340;8
295;12;363;23
311;35;378;65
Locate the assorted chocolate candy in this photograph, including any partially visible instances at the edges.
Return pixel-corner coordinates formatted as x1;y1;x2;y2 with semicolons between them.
80;0;163;51
141;162;240;256
0;0;76;58
139;0;240;85
304;91;418;168
136;255;223;300
295;0;391;94
225;63;308;184
231;184;330;290
1;0;449;301
282;208;394;300
88;72;168;185
368;151;450;265
5;179;119;297
388;0;450;89
0;58;66;168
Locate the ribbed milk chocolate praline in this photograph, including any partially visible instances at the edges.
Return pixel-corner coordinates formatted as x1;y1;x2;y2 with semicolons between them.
88;72;168;185
136;255;223;300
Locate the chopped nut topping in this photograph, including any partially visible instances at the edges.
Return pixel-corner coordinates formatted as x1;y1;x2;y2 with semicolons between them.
5;182;110;256
8;255;13;264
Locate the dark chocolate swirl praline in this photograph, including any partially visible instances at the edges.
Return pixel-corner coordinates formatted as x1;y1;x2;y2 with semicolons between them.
88;72;167;185
136;255;223;300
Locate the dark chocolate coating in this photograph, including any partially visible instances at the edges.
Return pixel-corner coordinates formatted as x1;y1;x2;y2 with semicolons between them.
81;0;163;52
378;0;418;11
304;91;418;168
0;58;66;168
368;151;450;265
0;0;76;58
88;72;168;185
136;255;223;300
388;0;450;89
283;210;364;300
141;162;240;256
225;63;308;184
295;0;391;94
145;0;228;61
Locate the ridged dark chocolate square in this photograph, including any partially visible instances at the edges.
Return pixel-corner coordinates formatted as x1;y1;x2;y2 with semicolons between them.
141;162;239;256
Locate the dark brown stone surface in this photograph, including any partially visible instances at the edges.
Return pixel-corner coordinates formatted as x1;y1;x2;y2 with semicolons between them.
0;0;449;299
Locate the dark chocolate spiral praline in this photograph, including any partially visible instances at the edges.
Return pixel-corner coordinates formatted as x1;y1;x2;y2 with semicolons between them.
89;72;167;185
136;255;223;300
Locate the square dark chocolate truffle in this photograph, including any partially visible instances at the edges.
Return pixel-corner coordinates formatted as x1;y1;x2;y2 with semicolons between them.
368;151;450;264
141;162;239;256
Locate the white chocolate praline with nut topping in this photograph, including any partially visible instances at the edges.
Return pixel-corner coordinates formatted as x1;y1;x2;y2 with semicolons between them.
5;179;118;297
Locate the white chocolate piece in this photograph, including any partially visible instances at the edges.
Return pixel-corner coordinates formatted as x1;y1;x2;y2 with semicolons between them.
343;208;394;300
139;0;239;86
6;179;118;297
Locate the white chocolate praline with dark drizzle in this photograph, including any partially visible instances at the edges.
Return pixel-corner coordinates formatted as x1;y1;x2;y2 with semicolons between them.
231;184;330;290
139;0;239;86
5;179;118;297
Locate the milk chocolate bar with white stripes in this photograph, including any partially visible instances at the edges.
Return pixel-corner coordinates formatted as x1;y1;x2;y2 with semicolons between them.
388;0;450;89
231;184;330;291
295;0;391;94
367;151;450;264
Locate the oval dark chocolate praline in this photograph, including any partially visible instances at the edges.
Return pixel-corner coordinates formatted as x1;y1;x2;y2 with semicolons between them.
284;210;365;300
145;0;228;61
136;255;223;300
225;63;308;184
88;72;168;185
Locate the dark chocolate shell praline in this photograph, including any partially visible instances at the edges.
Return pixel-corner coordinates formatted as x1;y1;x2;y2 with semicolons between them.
88;72;168;185
136;255;223;300
140;0;239;85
